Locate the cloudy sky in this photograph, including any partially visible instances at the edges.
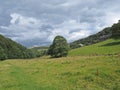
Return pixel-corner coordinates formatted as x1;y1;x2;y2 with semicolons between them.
0;0;120;47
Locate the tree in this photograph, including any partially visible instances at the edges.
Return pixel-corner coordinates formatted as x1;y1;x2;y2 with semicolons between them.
0;46;7;60
48;36;69;58
111;21;120;38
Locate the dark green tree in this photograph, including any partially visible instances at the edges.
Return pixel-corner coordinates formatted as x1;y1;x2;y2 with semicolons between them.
48;36;69;58
0;46;7;60
111;21;120;38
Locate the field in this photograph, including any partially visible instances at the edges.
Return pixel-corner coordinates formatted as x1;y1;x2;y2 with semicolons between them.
0;39;120;90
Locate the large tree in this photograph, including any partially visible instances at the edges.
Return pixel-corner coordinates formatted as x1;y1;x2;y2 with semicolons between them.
48;36;69;58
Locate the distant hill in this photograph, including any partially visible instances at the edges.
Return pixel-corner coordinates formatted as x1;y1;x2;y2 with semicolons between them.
29;46;48;57
30;46;48;51
70;27;112;49
0;34;35;60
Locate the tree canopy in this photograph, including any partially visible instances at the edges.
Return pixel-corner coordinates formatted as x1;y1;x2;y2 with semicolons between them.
48;36;69;58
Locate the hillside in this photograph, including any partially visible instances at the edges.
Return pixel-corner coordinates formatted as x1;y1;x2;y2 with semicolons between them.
70;27;112;49
0;34;35;60
69;39;120;56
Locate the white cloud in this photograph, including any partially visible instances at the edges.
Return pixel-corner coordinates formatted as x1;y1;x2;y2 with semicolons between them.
103;12;120;26
10;13;41;27
1;13;43;41
69;30;90;41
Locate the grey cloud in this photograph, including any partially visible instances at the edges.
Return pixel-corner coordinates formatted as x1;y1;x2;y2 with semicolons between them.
0;0;120;47
39;24;53;32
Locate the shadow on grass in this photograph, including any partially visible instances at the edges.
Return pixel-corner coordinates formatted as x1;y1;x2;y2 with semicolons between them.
101;42;120;47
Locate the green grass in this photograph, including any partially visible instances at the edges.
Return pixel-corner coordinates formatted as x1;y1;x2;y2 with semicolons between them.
69;39;120;56
0;55;120;90
0;39;120;90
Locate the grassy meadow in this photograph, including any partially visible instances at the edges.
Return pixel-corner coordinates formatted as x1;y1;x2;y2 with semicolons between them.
0;39;120;90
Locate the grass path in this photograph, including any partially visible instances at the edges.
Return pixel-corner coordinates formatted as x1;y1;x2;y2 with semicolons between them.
8;63;39;90
0;61;55;90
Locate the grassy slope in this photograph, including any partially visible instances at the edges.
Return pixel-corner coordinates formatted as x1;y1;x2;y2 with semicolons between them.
69;39;120;56
0;39;120;90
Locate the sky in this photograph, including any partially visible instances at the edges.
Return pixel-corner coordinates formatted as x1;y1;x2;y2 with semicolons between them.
0;0;120;47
